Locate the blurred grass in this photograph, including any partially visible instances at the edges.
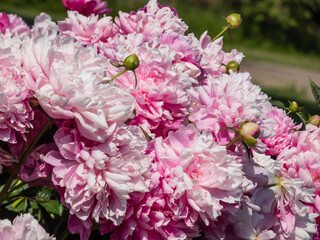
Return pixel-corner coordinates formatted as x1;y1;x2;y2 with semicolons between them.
0;0;319;113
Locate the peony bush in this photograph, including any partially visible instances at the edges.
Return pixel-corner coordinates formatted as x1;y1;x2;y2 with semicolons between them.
0;0;320;239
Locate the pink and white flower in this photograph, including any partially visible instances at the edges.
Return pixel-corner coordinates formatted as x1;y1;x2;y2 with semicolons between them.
44;121;151;240
0;213;55;240
22;35;135;142
0;12;30;39
0;35;34;144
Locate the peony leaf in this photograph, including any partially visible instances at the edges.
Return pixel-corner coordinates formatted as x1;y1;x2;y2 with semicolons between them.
310;79;320;108
270;100;287;110
40;201;63;216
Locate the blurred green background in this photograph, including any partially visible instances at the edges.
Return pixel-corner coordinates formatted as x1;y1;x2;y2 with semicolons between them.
1;0;320;113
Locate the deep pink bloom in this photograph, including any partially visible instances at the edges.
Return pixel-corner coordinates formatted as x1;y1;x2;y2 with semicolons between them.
18;144;55;185
0;35;34;144
0;213;55;240
61;0;112;16
0;12;30;38
44;121;152;240
0;150;17;174
22;35;135;142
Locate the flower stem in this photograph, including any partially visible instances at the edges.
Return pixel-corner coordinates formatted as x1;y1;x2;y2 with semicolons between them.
212;24;230;42
107;68;127;83
0;119;52;205
226;136;240;148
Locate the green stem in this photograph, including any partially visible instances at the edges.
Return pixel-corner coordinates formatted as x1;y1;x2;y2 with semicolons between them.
107;68;127;83
212;24;230;42
0;119;52;205
220;126;240;133
225;136;240;148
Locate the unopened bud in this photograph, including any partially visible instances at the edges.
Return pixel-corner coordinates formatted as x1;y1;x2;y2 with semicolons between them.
240;121;260;147
289;101;299;113
226;61;240;74
123;54;140;71
309;115;320;127
226;13;242;29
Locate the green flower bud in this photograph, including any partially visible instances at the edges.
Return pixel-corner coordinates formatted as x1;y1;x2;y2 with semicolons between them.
123;54;140;71
226;61;240;74
240;121;260;147
226;13;242;29
289;101;299;113
309;115;320;127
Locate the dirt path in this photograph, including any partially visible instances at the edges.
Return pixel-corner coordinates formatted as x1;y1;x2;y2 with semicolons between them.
241;59;320;101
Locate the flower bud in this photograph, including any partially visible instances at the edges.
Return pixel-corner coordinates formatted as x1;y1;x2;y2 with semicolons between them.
240;121;260;147
123;54;140;71
289;101;299;113
309;115;320;127
226;61;240;74
226;13;242;29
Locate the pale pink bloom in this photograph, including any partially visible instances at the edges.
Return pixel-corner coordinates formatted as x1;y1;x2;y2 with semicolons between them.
160;32;202;79
0;213;55;240
290;124;320;154
251;176;317;239
22;35;135;142
0;12;29;39
44;121;151;240
230;205;277;240
103;34;193;137
153;124;244;226
61;0;112;16
18;144;55;185
0;35;34;144
189;72;273;147
59;11;116;46
262;107;301;156
115;0;187;41
31;13;58;39
198;33;244;77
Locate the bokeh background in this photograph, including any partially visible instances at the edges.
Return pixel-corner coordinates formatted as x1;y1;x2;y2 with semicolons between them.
1;0;320;113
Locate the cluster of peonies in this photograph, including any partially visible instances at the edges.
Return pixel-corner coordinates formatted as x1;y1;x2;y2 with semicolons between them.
0;0;319;239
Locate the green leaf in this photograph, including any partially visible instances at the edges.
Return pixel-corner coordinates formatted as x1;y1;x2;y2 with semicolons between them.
298;107;310;121
6;197;27;213
270;100;287;109
40;201;63;216
310;79;320;108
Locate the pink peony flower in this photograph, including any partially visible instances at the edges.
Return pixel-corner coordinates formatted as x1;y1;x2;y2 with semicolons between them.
44;121;152;240
251;176;317;239
153;124;244;226
102;34;193;137
0;12;30;39
31;13;58;40
58;11;116;46
115;0;187;41
22;35;135;142
198;33;244;78
0;213;55;240
18;144;55;185
61;0;112;16
189;71;273;148
262;107;301;156
0;150;17;174
0;35;34;144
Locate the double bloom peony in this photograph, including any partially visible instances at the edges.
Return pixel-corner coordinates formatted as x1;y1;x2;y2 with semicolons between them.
0;0;319;239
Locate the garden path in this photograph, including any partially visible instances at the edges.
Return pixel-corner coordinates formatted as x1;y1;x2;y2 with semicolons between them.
241;59;320;101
